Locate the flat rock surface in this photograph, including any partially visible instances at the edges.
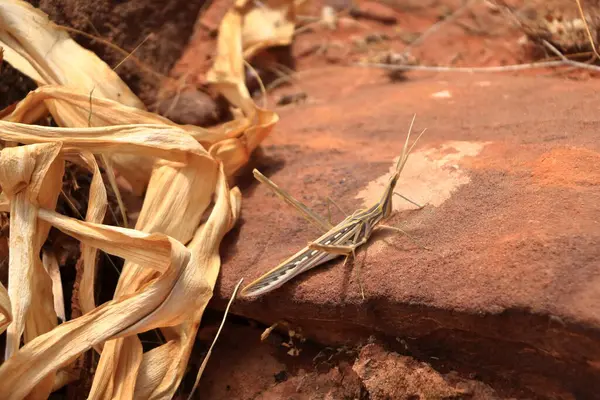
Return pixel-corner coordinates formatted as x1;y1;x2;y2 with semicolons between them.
218;68;600;396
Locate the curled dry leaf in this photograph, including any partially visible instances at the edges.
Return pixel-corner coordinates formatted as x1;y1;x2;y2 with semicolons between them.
0;142;64;399
240;0;307;59
41;250;66;323
0;145;238;400
0;120;212;165
0;282;11;335
0;209;196;400
4;85;277;189
132;165;242;399
4;85;227;145
0;0;153;196
77;152;108;316
0;0;144;111
0;0;297;397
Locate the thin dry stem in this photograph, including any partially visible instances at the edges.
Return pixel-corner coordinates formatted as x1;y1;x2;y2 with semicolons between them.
244;59;269;109
186;278;244;400
113;34;152;72
574;0;600;60
56;25;170;83
99;155;128;228
354;56;600;72
541;39;600;72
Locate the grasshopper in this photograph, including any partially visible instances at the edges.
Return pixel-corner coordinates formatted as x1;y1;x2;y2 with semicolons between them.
241;116;426;298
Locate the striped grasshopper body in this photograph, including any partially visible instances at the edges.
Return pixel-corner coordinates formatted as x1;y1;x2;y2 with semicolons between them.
241;117;426;297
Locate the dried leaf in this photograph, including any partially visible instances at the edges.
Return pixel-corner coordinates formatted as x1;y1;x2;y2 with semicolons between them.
0;0;289;398
3;86;223;146
0;142;64;399
78;152;107;315
241;0;298;58
0;120;212;165
0;0;144;112
0;207;200;400
125;166;242;399
0;282;11;335
3;86;276;189
91;162;238;399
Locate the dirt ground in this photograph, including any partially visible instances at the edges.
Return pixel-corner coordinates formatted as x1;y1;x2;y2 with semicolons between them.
5;0;600;399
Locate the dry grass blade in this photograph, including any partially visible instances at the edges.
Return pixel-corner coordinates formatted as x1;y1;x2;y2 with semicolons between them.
186;278;244;400
99;154;128;227
574;0;600;60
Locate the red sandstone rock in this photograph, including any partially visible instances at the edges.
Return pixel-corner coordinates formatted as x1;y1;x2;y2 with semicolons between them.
256;363;362;400
196;323;503;399
353;343;500;400
216;69;600;398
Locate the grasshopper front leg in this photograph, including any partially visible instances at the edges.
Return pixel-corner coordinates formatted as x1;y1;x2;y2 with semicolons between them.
308;219;368;259
378;224;430;250
308;238;368;299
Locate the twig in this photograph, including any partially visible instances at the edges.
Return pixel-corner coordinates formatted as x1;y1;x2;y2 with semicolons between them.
542;40;600;72
353;54;600;73
404;0;477;54
354;60;563;72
